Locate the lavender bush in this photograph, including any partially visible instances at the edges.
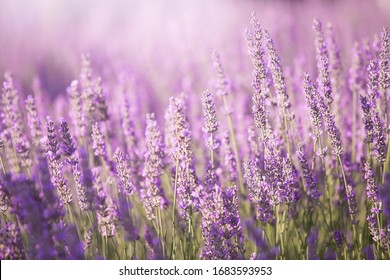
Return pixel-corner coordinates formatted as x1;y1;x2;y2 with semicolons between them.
0;0;389;260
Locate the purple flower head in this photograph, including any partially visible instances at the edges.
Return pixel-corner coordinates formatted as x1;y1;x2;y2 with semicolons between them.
307;227;319;260
303;73;323;140
246;12;270;137
364;162;380;204
313;19;333;107
47;150;72;205
379;27;389;91
212;50;228;97
221;185;245;259
67;80;85;138
93;168;118;238
0;179;10;214
1;73;19;130
360;95;374;144
46;116;60;160
70;153;89;211
367;60;379;103
25;95;43;148
346;184;357;219
7;175;64;259
349;43;365;97
92;77;109;122
264;30;291;112
83;227;93;251
59;118;76;159
372;111;386;163
199;185;228;260
166;96;198;219
201;89;218;134
297;146;321;201
243;161;274;223
318;92;343;156
222;132;238;183
113;148;135;196
142;113;168;220
0;222;25;259
333;230;344;248
91;122;107;158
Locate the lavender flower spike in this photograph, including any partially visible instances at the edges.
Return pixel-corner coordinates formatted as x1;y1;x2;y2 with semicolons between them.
142;113;168;220
113;148;135;196
25;95;43;148
313;19;332;107
201;89;219;151
379;27;389;93
297;146;321;201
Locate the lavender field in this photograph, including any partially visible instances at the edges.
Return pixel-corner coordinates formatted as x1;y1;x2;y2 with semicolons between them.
0;0;389;260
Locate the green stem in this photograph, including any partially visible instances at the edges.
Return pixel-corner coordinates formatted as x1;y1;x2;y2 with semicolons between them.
0;155;6;174
170;160;179;260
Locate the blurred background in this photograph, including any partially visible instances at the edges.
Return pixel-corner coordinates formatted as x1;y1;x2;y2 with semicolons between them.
0;0;389;99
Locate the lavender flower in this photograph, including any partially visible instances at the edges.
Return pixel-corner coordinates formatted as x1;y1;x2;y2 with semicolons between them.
83;227;93;251
93;168;118;238
367;60;380;104
46;117;72;204
243;161;274;223
318;91;343;155
0;180;10;213
297;146;321;201
46;116;60;160
222;185;245;259
303;73;323;140
327;23;343;115
246;12;270;137
92;77;109;122
67;80;85;138
333;230;344;248
7;176;65;259
222;132;238;183
364;162;381;208
113;148;135;196
201;90;219;151
360;95;375;144
313;19;332;107
0;222;25;259
372;111;386;163
379;27;389;92
264;30;291;112
167;96;197;220
212;51;228;97
25;95;43;148
142;113;167;220
71;154;89;211
201;90;218;134
91;122;108;161
47;151;72;205
1;73;32;172
307;227;319;260
364;162;383;244
59;118;76;158
200;185;228;260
